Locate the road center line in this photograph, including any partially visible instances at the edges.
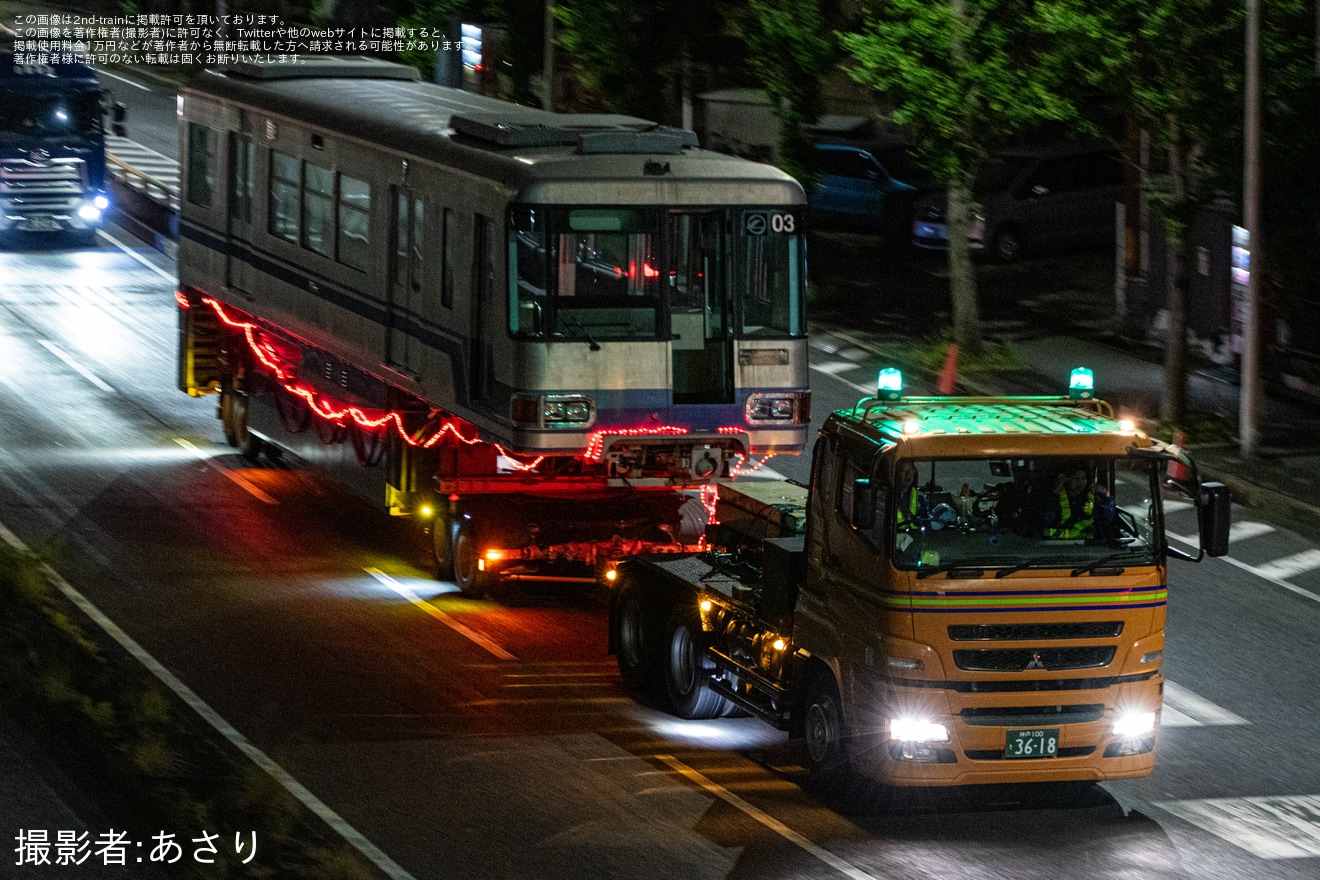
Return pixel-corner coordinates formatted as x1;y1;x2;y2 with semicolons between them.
37;340;115;393
656;754;880;880
0;521;418;880
364;568;517;661
174;438;278;505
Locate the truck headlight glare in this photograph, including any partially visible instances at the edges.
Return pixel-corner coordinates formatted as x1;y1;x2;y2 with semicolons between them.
889;717;949;743
78;202;102;221
1112;710;1156;738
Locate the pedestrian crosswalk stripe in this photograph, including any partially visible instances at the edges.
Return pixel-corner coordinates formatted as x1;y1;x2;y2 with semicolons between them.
1162;681;1248;727
810;362;859;376
1229;521;1275;542
1252;548;1320;580
1155;794;1320;859
1163;499;1194;514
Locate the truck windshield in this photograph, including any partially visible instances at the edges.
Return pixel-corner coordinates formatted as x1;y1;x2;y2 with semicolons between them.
509;205;804;342
0;89;100;142
888;456;1163;574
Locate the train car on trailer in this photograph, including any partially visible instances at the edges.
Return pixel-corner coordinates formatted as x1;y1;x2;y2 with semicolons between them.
175;57;810;595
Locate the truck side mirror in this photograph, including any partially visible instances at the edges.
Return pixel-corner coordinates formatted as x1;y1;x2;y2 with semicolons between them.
1198;482;1231;557
113;102;127;123
851;479;876;530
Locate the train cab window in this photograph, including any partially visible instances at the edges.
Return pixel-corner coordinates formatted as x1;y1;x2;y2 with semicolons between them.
270;150;300;243
737;210;804;338
186;123;214;208
554;208;660;339
302;161;334;257
509;206;546;336
337;174;371;271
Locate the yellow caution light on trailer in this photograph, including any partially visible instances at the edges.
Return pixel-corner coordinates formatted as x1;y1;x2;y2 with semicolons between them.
700;599;712;612
771;637;787;652
1118;419;1137;433
1069;367;1095;400
876;368;904;401
485;549;506;562
419;505;434;518
604;568;617;583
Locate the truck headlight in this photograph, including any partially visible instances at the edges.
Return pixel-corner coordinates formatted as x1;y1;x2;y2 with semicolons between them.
78;202;102;221
1111;710;1156;738
889;717;949;743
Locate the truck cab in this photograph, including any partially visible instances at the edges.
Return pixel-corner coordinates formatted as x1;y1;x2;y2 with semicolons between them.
0;53;121;240
611;371;1231;788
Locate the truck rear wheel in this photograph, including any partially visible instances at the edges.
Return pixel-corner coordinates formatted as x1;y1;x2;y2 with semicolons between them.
664;607;731;720
615;589;661;693
803;669;850;781
452;519;489;599
219;383;263;463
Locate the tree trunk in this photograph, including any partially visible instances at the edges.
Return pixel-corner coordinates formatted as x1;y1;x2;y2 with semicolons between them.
1160;138;1189;424
947;178;982;353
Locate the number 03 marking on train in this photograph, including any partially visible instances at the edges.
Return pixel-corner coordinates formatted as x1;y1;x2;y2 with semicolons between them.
746;212;796;235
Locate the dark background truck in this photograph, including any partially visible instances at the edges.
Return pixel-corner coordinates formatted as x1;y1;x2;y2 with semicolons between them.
0;52;124;241
609;384;1231;788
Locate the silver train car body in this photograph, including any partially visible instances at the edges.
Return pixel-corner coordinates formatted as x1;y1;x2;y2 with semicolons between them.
177;57;810;486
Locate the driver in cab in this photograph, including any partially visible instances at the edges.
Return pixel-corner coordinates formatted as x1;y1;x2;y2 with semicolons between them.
894;460;930;533
1043;461;1116;540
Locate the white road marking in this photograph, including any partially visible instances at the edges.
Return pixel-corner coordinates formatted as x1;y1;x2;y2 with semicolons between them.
1168;531;1320;607
1252;549;1320;581
174;438;278;505
1163;499;1195;514
96;228;177;284
657;754;881;880
812;362;860;376
365;568;517;661
1229;521;1275;542
0;521;418;880
37;340;115;393
96;68;151;90
808;362;874;395
1162;681;1248;727
1155;794;1320;859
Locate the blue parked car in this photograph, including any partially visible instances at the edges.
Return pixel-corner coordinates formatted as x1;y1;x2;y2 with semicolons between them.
808;142;931;240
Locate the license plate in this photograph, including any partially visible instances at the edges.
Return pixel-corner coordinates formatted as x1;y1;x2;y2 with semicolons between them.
19;217;60;232
1005;728;1059;759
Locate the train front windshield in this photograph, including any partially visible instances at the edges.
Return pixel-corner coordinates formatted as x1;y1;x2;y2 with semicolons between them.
509;206;804;341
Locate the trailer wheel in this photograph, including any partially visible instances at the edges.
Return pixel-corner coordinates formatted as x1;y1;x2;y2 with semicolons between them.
615;589;661;693
664;607;731;720
452;519;489;599
220;383;263;463
432;516;458;581
802;669;850;781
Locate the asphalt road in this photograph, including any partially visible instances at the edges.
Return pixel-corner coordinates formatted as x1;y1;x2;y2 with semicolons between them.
2;228;1320;880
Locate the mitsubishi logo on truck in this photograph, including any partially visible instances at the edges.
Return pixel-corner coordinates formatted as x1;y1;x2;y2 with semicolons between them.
1025;652;1047;670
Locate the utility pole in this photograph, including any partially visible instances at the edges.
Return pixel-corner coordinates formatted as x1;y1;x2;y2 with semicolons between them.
1240;0;1262;459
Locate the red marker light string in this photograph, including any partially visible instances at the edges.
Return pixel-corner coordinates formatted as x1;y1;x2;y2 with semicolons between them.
202;297;544;467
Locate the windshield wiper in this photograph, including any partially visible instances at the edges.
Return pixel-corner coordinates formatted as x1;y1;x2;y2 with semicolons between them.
556;308;601;351
916;557;1021;580
1071;551;1146;577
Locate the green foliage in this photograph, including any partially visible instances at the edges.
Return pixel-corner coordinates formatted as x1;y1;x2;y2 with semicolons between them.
745;0;838;185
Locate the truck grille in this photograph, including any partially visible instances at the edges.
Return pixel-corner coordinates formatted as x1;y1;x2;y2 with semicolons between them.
960;704;1105;726
948;622;1123;641
0;159;86;213
953;646;1116;672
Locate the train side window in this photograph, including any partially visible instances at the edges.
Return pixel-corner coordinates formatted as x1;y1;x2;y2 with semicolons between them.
508;206;546;336
302;161;334;258
337;174;371;271
228;132;253;222
269;150;299;243
442;207;456;309
185;123;214;209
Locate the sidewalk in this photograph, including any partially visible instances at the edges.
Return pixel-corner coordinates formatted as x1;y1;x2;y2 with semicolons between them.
813;318;1320;542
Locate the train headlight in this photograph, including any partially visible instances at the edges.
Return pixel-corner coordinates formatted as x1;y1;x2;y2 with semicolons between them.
744;391;808;424
512;393;595;428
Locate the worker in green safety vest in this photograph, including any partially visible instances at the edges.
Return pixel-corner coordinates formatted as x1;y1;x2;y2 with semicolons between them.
1044;461;1115;539
894;460;930;532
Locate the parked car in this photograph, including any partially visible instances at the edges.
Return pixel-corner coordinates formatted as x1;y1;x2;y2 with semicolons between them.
912;146;1122;262
808;141;932;239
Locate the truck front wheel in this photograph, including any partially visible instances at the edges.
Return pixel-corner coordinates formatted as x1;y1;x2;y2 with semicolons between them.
451;519;490;599
803;670;850;780
664;607;730;720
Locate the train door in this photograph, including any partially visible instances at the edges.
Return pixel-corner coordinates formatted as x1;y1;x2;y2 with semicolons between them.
669;211;732;405
469;213;494;402
388;186;424;372
225;128;255;295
